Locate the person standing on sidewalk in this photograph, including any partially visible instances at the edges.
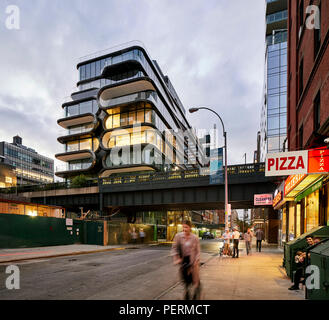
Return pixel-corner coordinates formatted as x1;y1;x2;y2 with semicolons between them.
139;228;146;244
244;228;252;255
255;228;264;252
232;227;240;258
171;220;202;300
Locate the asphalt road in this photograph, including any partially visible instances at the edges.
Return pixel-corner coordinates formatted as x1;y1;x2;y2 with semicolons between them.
0;240;220;300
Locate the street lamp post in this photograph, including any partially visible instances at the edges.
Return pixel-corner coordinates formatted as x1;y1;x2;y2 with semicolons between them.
189;107;229;231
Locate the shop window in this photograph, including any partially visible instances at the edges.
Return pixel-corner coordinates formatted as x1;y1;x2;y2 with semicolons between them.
305;190;319;231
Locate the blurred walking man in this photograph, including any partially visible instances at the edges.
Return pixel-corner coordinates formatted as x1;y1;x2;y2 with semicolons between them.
172;220;202;300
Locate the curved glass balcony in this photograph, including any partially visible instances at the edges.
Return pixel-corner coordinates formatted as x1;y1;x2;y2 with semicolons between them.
63;99;98;118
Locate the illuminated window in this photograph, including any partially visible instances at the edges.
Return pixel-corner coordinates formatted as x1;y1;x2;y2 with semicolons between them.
116;135;130;146
128;111;137;125
105;116;113;129
137;110;144;123
120;113;128;126
67;141;79;152
80;139;92;150
93;138;99;151
113;114;120;128
0;182;5;188
145;109;152;123
5;177;12;184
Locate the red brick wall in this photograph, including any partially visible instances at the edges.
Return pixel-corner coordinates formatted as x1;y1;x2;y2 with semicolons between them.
288;0;329;151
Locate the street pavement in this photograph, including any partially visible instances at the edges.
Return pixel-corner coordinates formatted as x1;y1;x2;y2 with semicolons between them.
0;240;304;300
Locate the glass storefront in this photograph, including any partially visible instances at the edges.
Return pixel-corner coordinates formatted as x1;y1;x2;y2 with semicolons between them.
281;206;286;244
288;203;295;241
305;190;319;232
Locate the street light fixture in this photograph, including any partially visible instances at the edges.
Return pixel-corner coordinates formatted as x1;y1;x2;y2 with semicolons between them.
188;107;229;231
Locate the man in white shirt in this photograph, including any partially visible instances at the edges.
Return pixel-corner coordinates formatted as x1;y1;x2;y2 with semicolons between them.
232;227;240;258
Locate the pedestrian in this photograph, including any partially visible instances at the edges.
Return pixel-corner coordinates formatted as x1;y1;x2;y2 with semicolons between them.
139;228;146;244
244;228;252;255
232;227;240;258
130;228;138;244
171;220;202;300
255;228;264;252
221;229;231;257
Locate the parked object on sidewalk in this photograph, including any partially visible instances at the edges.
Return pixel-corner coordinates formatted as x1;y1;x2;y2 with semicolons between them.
307;239;329;300
221;229;232;257
171;220;202;300
219;240;232;257
202;232;214;240
283;226;329;280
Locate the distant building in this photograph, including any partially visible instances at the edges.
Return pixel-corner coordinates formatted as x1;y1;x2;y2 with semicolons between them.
0;156;17;188
0;136;54;185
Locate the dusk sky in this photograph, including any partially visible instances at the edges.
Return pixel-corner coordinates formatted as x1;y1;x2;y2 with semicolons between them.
0;0;266;173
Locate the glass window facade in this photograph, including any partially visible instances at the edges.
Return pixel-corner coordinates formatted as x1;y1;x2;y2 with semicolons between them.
65;138;99;152
64;99;98;118
261;37;287;160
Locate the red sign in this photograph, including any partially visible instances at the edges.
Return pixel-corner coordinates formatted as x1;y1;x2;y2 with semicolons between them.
254;194;273;206
273;191;283;207
265;151;308;176
284;174;307;196
308;147;329;174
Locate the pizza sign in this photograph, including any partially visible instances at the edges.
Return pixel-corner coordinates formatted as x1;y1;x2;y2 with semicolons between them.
265;151;308;176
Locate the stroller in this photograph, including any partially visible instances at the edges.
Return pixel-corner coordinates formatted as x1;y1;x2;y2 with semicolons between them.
219;240;233;257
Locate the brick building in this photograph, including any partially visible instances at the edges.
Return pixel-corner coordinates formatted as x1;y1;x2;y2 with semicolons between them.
276;0;329;245
288;0;329;150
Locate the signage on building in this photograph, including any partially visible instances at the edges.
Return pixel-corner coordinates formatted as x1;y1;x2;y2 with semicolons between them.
284;174;307;196
265;151;308;176
209;148;224;184
273;191;282;207
66;218;73;226
308;147;329;174
254;194;273;206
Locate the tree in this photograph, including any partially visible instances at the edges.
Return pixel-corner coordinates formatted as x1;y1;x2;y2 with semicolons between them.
71;174;88;188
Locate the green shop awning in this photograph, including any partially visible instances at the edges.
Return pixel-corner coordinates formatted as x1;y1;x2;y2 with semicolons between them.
193;223;224;229
295;178;323;202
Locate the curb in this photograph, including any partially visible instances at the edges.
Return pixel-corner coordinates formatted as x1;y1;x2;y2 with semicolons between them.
0;245;152;264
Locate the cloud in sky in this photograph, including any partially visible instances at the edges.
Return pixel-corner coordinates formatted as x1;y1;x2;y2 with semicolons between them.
0;0;265;171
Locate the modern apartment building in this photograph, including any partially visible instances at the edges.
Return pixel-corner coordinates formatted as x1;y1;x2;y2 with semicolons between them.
260;0;288;161
56;42;206;179
0;136;54;185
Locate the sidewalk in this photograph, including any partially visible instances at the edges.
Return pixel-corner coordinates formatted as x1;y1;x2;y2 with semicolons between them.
0;243;157;264
160;248;305;300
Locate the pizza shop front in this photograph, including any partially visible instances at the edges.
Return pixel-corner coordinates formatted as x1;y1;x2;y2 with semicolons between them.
276;173;329;244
